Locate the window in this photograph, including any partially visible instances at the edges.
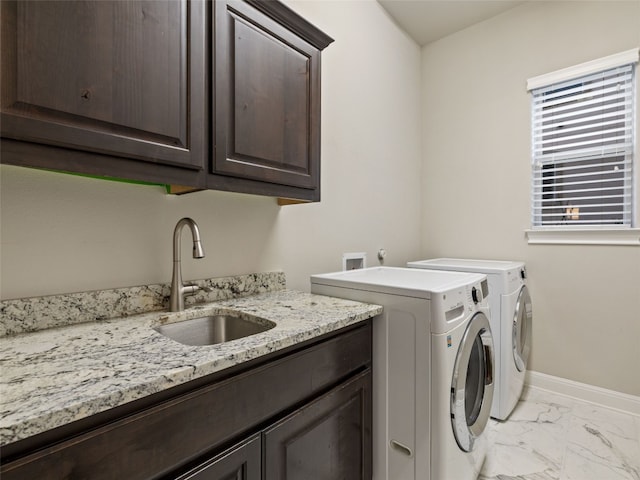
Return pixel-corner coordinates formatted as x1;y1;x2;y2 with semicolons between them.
526;49;639;244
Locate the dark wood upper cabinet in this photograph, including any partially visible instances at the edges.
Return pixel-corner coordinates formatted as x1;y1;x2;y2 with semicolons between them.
212;0;333;201
0;0;333;200
0;0;206;185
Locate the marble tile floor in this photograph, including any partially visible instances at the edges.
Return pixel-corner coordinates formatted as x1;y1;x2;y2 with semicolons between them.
479;386;640;480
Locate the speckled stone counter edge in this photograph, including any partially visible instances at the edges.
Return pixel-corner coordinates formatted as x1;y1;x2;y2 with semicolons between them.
0;290;383;446
0;272;286;337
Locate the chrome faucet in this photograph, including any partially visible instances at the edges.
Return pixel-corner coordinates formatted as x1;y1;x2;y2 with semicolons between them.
170;217;205;312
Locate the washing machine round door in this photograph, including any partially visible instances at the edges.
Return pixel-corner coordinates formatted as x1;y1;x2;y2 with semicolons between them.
450;312;494;453
513;285;532;372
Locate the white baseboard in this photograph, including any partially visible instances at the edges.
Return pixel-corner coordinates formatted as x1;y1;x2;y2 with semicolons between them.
525;371;640;417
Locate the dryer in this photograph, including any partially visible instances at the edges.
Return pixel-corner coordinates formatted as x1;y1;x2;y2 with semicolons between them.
407;258;532;420
310;267;494;480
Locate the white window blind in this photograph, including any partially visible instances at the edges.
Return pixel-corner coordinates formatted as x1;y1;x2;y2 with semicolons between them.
529;54;637;228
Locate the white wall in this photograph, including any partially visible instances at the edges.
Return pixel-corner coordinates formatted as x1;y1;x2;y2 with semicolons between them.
0;0;422;299
421;1;640;396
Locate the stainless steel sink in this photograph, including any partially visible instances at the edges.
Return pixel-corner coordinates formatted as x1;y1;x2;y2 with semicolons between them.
154;314;276;346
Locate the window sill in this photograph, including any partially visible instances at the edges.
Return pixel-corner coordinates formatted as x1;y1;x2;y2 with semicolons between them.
525;228;640;246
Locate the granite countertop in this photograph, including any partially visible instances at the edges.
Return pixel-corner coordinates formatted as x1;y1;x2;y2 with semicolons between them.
0;289;382;447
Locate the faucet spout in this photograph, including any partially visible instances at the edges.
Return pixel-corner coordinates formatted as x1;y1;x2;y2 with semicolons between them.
170;218;205;312
173;217;205;260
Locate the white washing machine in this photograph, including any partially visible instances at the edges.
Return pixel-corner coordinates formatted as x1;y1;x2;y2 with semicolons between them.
310;267;494;480
407;258;532;421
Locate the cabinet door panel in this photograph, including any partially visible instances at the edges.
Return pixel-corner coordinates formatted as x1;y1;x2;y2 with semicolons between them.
214;0;321;190
263;369;372;480
233;19;309;172
177;435;261;480
1;0;205;170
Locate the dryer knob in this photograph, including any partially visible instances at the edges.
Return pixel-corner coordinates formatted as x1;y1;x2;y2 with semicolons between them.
472;287;481;303
521;268;527;280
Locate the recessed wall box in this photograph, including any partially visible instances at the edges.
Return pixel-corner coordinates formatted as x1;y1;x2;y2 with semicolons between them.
342;252;367;271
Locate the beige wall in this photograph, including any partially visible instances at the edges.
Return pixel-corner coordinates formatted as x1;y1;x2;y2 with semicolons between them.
2;0;639;398
0;0;422;298
421;1;640;396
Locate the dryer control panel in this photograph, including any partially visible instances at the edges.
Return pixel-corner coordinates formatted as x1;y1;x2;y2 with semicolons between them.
505;265;527;291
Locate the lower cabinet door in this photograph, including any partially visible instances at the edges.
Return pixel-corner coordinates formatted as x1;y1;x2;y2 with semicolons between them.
263;369;372;480
176;435;261;480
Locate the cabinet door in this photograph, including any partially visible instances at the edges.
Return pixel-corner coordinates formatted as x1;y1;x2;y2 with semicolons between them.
1;0;205;173
176;435;261;480
213;0;324;195
263;369;372;480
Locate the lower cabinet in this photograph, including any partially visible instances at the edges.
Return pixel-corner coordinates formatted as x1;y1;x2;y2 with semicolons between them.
0;322;372;480
176;435;262;480
176;369;371;480
263;369;372;480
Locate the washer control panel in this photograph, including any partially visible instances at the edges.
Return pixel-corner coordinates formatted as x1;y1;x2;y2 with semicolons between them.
435;274;489;324
470;279;489;303
465;278;489;311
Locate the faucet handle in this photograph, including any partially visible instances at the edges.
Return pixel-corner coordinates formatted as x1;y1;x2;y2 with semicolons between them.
182;284;201;297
